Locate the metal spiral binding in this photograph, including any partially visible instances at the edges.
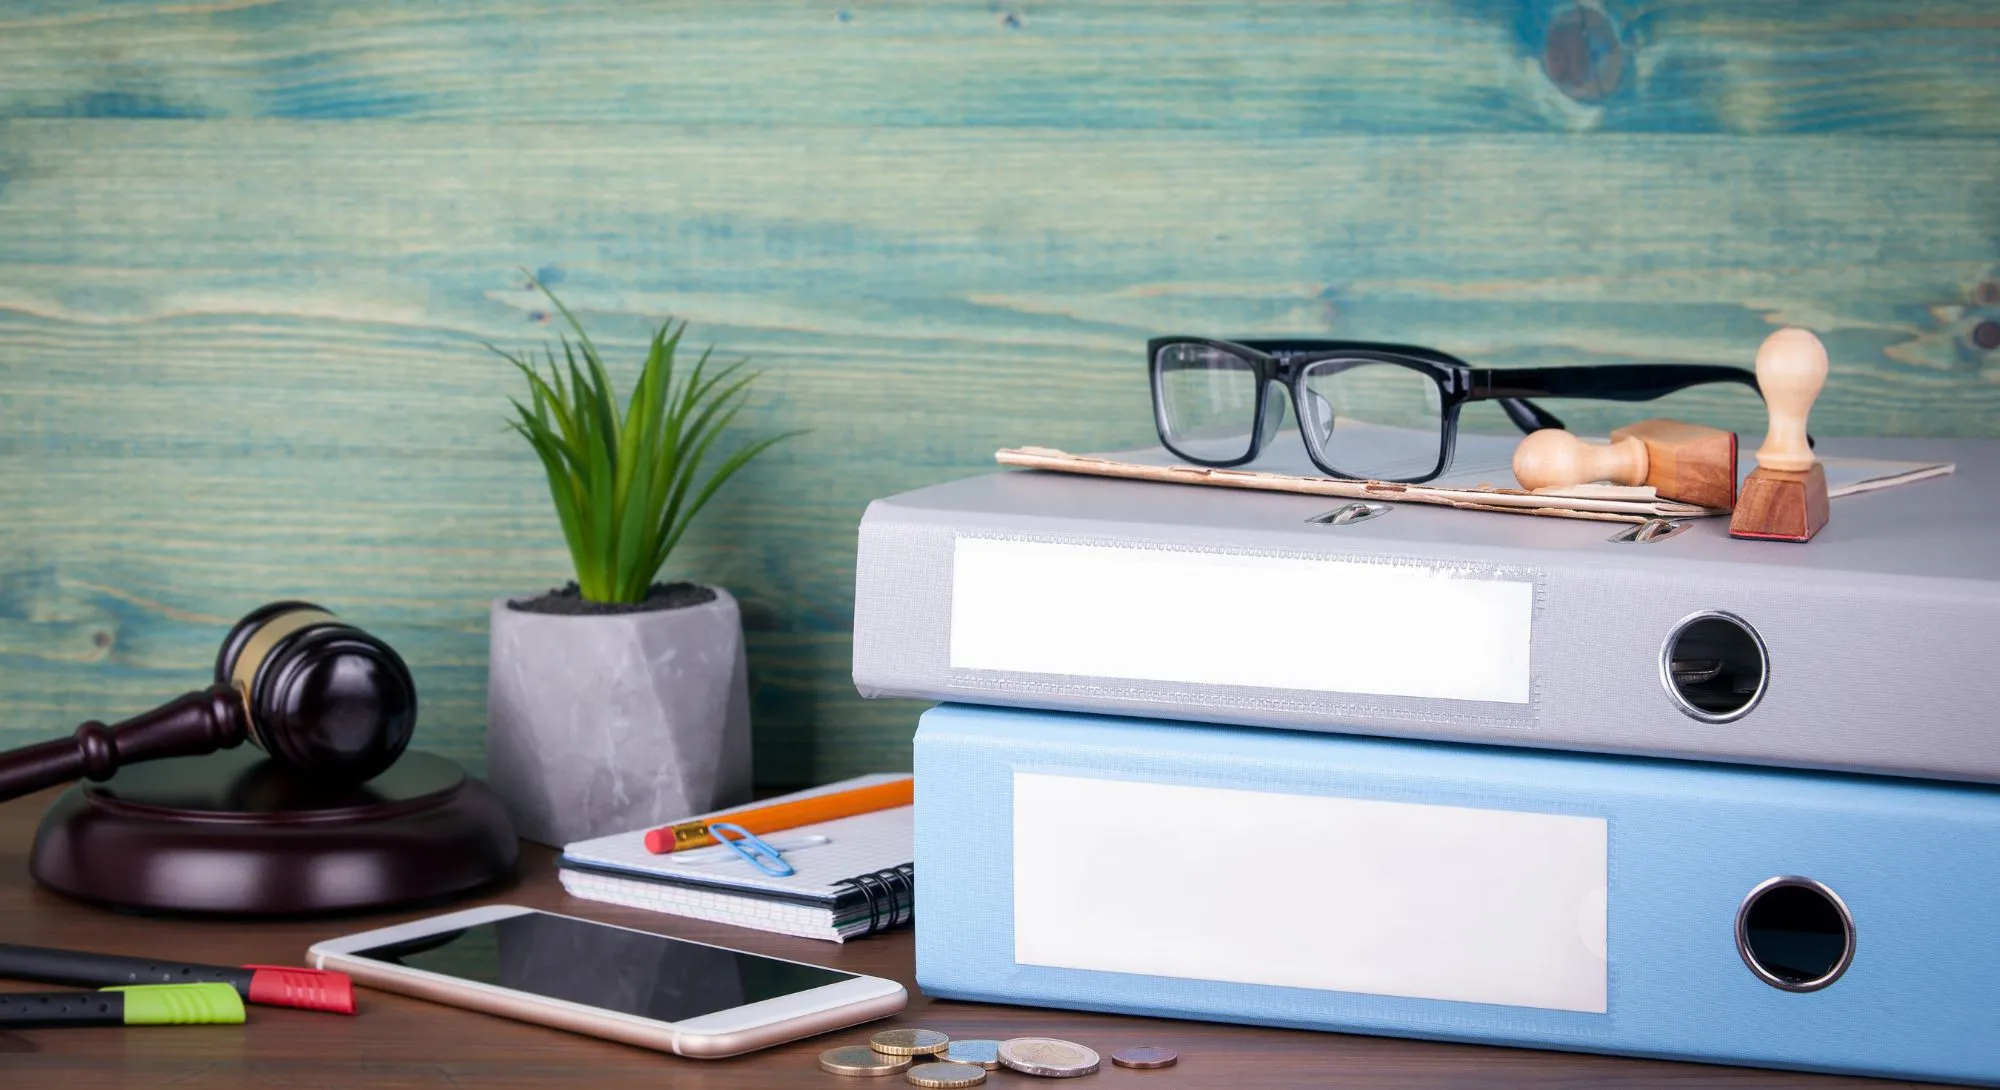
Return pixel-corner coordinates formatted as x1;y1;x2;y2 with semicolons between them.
835;864;915;935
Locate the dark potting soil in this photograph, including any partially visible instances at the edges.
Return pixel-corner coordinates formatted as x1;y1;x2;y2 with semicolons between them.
507;581;717;616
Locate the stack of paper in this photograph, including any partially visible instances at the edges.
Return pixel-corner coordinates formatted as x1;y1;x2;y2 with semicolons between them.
998;427;1953;523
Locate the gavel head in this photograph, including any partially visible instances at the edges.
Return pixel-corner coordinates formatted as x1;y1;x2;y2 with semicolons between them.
214;602;417;782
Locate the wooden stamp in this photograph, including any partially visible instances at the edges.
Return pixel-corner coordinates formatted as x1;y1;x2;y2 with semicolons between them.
1513;418;1738;509
1730;328;1830;542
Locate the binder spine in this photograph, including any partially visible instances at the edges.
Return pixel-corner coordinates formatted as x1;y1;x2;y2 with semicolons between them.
854;494;2000;783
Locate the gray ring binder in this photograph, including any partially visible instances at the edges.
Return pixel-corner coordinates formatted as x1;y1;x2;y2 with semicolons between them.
855;437;1995;783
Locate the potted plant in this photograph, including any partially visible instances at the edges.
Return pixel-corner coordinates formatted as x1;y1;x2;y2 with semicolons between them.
485;282;795;846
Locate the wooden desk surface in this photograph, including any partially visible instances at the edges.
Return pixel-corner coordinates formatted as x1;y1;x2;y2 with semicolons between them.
0;787;1911;1090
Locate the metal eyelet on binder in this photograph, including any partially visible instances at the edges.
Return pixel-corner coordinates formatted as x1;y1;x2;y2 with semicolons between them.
1736;876;1856;992
1608;518;1690;544
1306;502;1389;526
1659;611;1769;723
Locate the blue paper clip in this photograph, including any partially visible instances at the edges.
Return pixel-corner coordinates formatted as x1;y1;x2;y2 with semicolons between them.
708;822;796;877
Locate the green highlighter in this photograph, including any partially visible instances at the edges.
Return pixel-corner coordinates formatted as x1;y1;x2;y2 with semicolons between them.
0;983;245;1028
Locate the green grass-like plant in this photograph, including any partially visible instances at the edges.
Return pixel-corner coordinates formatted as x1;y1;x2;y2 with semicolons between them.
494;281;798;604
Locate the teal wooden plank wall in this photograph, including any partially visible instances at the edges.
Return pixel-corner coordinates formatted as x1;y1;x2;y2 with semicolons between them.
2;2;1997;787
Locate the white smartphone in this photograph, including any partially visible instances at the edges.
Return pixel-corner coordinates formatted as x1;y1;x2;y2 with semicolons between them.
308;904;906;1058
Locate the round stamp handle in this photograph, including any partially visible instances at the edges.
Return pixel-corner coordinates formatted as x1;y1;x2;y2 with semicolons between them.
1752;328;1827;473
1513;428;1647;490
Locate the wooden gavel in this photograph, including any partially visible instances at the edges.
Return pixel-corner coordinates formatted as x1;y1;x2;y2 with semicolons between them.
1513;419;1739;510
0;603;418;804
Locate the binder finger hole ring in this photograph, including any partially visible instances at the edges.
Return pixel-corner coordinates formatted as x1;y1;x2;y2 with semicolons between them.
1735;875;1856;992
1660;611;1769;724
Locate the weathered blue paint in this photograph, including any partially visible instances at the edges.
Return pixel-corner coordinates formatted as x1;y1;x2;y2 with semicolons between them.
0;2;1996;785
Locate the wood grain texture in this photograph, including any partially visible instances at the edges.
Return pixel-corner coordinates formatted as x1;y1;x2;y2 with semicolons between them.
0;787;1935;1089
3;1;1999;135
1615;418;1738;510
1;1;1997;785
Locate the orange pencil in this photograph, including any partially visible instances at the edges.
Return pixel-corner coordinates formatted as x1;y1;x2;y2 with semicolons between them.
642;777;914;854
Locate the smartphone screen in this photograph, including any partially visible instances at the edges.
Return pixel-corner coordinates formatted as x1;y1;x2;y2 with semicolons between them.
350;911;858;1022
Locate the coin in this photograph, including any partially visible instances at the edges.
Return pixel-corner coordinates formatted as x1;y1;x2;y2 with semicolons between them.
943;1039;1002;1070
871;1028;952;1057
820;1045;913;1076
1110;1045;1179;1069
905;1061;988;1088
998;1037;1101;1077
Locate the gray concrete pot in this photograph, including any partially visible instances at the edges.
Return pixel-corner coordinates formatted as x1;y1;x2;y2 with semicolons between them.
485;587;752;847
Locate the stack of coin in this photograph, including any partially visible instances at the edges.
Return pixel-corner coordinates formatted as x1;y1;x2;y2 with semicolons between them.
819;1045;913;1077
821;1029;962;1082
905;1061;988;1088
997;1038;1101;1078
870;1028;952;1059
823;1028;1174;1082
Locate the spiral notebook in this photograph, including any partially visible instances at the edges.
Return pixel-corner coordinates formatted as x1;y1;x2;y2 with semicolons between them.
556;774;914;943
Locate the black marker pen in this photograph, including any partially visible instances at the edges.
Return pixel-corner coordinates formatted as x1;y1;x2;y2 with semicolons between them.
0;943;353;1014
0;983;243;1028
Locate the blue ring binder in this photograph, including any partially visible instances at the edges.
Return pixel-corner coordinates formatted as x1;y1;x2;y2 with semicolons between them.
915;703;2000;1086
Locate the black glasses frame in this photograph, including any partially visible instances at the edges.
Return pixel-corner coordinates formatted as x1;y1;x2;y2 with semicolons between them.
1148;336;1765;483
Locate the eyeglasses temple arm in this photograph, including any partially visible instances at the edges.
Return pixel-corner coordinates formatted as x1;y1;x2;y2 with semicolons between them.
1469;365;1812;447
1472;364;1761;404
1475;365;1754;439
1498;398;1565;434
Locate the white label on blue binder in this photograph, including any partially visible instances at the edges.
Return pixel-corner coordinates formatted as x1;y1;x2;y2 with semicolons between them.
1013;773;1608;1013
951;538;1532;703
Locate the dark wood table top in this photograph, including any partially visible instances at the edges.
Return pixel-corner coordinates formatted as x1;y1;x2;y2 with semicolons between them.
0;786;1915;1090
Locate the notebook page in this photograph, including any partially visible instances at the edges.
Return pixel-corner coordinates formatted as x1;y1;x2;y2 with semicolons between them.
561;775;912;900
558;871;843;941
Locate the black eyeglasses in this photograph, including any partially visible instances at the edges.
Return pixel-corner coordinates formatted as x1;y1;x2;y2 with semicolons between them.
1149;337;1763;484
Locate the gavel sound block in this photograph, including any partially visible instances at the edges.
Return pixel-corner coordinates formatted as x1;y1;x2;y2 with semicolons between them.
1513;419;1738;510
0;602;517;915
1730;328;1830;543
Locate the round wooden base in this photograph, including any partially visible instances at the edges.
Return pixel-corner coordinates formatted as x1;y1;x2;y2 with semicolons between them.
29;749;518;916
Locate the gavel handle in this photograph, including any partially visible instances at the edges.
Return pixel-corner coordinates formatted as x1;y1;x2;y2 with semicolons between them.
0;685;249;804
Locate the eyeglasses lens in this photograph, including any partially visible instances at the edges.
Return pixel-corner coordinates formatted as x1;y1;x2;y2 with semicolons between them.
1154;343;1261;463
1297;360;1447;480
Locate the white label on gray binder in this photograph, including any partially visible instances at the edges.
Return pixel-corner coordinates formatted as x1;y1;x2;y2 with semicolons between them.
951;538;1532;703
1012;772;1608;1013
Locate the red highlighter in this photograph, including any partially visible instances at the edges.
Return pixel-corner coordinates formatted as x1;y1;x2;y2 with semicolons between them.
0;943;354;1014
